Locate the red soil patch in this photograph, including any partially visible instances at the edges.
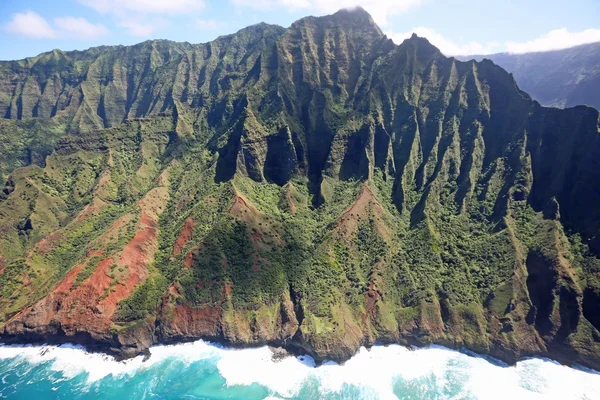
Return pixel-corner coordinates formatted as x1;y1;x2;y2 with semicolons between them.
229;195;249;214
81;258;115;296
87;249;106;258
53;249;106;293
6;182;170;336
172;218;195;255
97;170;111;186
36;232;64;257
99;210;158;314
40;205;163;332
362;281;380;325
73;197;105;223
222;283;233;297
227;189;286;248
0;254;5;276
228;193;263;226
161;283;182;308
334;184;390;241
56;257;116;330
119;212;157;269
184;244;202;269
286;187;297;214
102;186;169;316
13;257;117;333
169;283;181;297
166;303;222;338
102;214;129;237
55;263;87;293
337;185;374;227
184;251;194;268
159;284;222;339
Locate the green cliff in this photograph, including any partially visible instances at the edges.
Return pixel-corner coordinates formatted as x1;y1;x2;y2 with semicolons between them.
1;8;600;369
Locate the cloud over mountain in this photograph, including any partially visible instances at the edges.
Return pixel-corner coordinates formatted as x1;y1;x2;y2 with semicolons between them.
3;10;56;39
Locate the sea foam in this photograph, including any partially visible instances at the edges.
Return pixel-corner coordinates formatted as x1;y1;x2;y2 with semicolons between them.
1;341;600;399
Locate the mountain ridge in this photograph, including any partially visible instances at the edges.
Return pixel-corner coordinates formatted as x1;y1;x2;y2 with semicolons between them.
458;41;600;110
1;8;600;370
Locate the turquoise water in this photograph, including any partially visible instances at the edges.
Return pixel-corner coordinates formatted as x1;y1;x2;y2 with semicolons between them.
1;341;599;399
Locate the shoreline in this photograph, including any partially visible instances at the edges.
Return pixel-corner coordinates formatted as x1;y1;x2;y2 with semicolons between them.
3;336;600;400
1;332;598;374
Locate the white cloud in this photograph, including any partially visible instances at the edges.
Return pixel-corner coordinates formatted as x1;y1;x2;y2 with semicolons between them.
54;17;109;39
3;10;56;38
505;28;600;54
387;27;499;56
387;26;600;56
79;0;205;15
232;0;426;26
117;19;166;37
79;0;202;38
232;0;276;9
116;18;170;37
195;19;225;30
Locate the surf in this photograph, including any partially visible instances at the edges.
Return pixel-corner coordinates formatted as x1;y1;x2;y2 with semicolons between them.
1;341;600;399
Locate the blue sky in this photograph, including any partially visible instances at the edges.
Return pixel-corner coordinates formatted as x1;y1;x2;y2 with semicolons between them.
1;0;599;60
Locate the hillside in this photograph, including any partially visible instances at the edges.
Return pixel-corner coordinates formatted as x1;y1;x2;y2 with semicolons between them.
460;42;600;110
1;8;600;369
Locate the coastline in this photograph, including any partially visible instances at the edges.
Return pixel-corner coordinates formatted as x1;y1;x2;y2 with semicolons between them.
4;337;600;399
1;329;599;373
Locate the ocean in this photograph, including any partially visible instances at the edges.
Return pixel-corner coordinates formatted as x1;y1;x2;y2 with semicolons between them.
0;340;599;399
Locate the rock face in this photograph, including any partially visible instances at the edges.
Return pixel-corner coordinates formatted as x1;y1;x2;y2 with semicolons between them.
1;8;600;368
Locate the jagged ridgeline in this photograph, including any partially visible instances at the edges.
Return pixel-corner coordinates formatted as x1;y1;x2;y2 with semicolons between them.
1;8;600;368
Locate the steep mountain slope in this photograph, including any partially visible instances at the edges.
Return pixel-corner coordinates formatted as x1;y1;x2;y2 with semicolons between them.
460;42;600;110
1;8;600;369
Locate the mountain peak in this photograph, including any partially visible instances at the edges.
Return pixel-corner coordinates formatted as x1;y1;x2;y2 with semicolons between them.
288;6;383;40
333;6;373;21
327;6;382;36
334;5;370;16
397;31;442;58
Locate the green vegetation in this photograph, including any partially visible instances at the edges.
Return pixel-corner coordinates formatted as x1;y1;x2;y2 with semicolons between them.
1;7;600;368
115;269;168;322
72;256;103;289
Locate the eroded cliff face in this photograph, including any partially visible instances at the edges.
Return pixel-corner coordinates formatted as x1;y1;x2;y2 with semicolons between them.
1;8;600;368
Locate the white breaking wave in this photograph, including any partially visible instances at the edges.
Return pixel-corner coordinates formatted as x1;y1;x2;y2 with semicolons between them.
216;344;600;399
1;341;600;399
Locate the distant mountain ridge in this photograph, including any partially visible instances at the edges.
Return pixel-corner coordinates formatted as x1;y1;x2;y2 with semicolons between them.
459;42;600;110
1;8;600;371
